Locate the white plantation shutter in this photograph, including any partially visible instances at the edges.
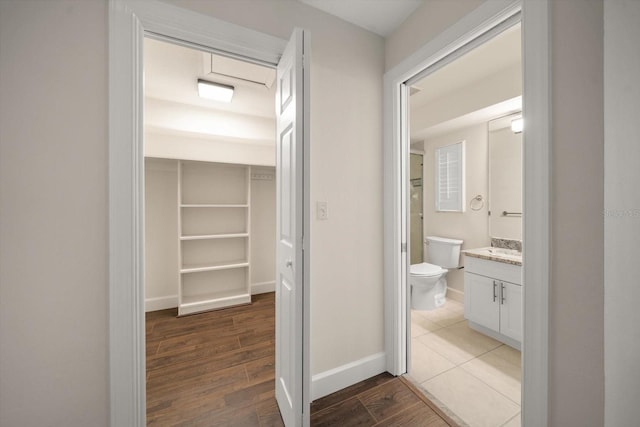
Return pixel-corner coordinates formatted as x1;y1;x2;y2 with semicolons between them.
435;141;465;212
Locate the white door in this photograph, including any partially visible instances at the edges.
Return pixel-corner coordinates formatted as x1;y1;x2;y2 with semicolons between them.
275;28;308;427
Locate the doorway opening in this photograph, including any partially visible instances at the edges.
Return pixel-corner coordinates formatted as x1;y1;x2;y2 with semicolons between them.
143;37;281;424
109;3;310;426
383;1;551;426
405;22;523;426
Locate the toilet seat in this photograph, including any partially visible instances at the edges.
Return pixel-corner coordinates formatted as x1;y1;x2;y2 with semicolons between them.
410;262;446;277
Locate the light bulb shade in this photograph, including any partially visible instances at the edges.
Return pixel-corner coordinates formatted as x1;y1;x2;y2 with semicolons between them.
511;118;523;133
197;79;234;102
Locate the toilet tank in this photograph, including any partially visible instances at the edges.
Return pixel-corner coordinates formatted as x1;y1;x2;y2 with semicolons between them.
426;236;463;268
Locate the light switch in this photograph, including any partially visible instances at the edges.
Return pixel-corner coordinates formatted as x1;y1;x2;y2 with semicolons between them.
316;201;328;220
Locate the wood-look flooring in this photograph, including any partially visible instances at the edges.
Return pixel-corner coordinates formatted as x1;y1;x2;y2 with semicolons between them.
146;292;456;426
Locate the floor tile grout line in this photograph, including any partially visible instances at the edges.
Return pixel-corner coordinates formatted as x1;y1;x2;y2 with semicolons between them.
410;363;457;386
357;394;381;424
417;332;504;368
413;363;520;426
457;363;522;407
481;344;523;368
412;337;470;367
410;318;522;426
400;376;462;427
412;341;514;385
460;343;523;372
498;411;521;427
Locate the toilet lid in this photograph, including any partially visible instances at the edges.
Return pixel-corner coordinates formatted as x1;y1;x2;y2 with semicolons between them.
410;263;445;277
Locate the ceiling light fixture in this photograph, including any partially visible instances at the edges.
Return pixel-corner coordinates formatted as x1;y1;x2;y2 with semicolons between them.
511;118;523;133
197;79;234;102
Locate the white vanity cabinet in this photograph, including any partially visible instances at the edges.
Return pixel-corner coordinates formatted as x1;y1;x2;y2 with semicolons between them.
464;255;522;348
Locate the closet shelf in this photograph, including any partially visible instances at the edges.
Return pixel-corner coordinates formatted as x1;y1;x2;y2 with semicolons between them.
180;233;249;241
181;204;249;208
178;160;252;316
181;260;249;274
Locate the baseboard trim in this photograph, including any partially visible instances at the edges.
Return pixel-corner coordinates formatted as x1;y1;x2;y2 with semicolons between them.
311;352;387;401
145;295;178;312
446;287;464;303
145;283;273;312
251;281;275;295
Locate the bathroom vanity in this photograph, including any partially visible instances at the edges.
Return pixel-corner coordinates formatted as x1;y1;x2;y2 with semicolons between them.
463;247;522;349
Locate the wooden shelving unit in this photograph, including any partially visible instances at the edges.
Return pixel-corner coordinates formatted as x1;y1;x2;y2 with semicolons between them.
177;161;251;316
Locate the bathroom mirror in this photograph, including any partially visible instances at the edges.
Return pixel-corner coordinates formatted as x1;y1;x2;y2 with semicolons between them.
488;112;522;240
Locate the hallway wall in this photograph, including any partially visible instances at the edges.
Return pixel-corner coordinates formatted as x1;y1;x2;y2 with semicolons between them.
0;1;109;426
604;0;640;424
387;1;606;425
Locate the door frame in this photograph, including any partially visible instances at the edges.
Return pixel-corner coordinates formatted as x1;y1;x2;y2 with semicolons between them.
108;1;311;425
383;0;550;425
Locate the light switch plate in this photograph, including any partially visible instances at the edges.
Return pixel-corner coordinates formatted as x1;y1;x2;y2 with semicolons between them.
316;201;328;220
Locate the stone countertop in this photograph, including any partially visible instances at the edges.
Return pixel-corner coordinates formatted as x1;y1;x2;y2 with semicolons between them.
463;247;523;266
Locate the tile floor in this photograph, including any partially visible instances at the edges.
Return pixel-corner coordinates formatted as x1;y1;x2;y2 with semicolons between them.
408;299;521;427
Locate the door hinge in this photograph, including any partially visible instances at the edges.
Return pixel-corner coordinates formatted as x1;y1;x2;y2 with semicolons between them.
401;243;407;253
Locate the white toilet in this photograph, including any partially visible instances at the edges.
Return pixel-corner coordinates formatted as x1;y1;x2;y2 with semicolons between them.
410;236;463;310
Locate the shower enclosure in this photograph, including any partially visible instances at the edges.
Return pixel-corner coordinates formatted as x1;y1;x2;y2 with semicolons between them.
410;153;424;265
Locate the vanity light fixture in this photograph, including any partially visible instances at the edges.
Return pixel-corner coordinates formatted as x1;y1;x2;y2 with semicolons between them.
511;118;523;134
197;79;234;102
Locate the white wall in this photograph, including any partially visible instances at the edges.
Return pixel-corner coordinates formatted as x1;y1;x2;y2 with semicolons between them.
0;1;109;426
411;63;521;138
144;97;276;166
250;167;276;287
145;159;180;311
145;98;275;144
422;124;490;295
145;131;276;167
549;1;604;424
385;0;484;70
604;0;640;425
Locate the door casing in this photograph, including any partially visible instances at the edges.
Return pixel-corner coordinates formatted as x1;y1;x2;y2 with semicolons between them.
383;0;551;425
108;1;311;425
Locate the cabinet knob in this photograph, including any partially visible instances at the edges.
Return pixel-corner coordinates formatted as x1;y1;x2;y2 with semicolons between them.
286;259;293;268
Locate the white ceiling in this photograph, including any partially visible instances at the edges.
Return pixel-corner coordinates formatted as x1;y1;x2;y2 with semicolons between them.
410;23;521;110
144;38;276;120
144;18;521;145
409;23;522;141
298;0;423;37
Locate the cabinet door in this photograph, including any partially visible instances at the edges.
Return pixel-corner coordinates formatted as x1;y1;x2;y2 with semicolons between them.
499;281;522;342
464;272;499;331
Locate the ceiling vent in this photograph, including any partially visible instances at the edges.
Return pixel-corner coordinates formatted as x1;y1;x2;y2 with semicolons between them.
202;53;276;89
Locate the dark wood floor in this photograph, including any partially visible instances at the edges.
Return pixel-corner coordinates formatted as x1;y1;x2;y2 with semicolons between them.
146;292;455;426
